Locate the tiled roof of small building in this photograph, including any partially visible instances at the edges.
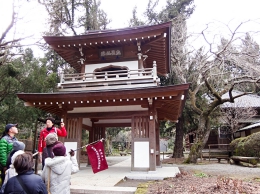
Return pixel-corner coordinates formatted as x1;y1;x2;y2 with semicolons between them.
237;122;260;131
221;91;260;108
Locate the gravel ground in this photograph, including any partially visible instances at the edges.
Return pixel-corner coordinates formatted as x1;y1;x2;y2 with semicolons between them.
164;159;260;180
116;159;260;191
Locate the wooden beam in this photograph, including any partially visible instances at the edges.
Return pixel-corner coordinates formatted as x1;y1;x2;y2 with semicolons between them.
65;99;148;109
143;33;166;46
67;111;149;119
94;123;131;127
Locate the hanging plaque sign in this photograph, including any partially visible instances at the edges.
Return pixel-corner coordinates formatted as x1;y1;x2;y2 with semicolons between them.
99;47;123;60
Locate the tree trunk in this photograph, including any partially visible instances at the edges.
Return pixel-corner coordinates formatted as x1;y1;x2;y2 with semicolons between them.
172;116;184;158
105;136;113;155
187;114;211;163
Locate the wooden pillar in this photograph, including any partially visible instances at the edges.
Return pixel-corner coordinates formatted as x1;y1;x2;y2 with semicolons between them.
89;119;95;143
137;41;144;70
81;63;85;74
94;127;98;141
63;117;82;168
149;99;156;171
102;127;106;140
138;54;144;69
131;116;135;171
76;118;82;164
155;120;160;166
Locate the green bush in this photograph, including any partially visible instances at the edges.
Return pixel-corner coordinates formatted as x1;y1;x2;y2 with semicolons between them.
230;131;260;157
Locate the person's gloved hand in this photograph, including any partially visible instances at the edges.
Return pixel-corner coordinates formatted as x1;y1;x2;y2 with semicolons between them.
69;149;75;157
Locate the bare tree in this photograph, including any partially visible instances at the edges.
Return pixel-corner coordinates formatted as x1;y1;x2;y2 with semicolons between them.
0;1;27;67
186;21;260;163
116;130;132;150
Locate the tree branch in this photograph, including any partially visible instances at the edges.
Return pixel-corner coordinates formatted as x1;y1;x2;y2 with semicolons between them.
0;1;15;42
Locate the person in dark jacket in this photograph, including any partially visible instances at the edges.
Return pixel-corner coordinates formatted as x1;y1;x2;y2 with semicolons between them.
0;124;19;185
4;152;47;194
42;133;62;168
38;117;67;163
6;141;25;170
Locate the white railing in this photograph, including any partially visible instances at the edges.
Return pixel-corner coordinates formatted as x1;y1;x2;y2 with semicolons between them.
58;61;159;91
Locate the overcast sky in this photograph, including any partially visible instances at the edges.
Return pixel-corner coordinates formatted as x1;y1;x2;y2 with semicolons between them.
187;0;260;48
1;0;260;56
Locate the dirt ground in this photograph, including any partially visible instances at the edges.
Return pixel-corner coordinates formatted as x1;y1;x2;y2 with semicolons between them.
145;169;260;194
116;158;260;193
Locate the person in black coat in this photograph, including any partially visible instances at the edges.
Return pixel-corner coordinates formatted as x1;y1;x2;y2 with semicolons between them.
42;133;62;169
4;152;47;194
6;141;25;169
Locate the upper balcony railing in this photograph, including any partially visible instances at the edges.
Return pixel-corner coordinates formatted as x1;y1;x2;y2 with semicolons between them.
57;62;160;91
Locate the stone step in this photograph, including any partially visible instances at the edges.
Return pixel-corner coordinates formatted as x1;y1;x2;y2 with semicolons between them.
71;186;136;194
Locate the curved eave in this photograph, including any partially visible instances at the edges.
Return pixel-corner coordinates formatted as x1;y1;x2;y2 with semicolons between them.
17;84;189;122
43;22;172;76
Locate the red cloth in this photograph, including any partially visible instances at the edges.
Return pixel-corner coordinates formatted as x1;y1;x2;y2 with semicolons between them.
37;126;67;152
86;141;108;173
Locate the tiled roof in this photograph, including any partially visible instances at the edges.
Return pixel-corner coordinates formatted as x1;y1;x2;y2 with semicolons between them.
237;122;260;131
238;117;260;123
221;91;260;108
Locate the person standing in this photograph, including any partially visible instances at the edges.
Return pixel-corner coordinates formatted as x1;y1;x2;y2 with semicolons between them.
0;124;18;185
38;117;67;163
2;150;24;187
4;153;47;194
6;141;25;170
41;143;79;194
42;133;62;168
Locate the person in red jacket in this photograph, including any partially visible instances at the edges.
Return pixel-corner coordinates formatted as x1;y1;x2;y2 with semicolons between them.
38;117;67;163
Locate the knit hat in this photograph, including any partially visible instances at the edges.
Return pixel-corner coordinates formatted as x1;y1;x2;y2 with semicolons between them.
53;143;66;156
5;124;18;133
11;150;25;167
45;133;58;146
13;141;25;151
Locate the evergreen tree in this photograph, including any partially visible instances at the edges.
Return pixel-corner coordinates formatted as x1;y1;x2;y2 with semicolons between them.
0;48;56;137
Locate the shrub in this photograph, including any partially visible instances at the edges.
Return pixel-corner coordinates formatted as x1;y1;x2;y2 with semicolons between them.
230;131;260;157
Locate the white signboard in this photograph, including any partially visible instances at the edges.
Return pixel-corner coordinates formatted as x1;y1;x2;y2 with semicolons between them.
134;141;149;168
64;142;78;157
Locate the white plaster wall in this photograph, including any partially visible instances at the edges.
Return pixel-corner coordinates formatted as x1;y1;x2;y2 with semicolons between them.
134;141;149;168
85;61;138;73
82;118;92;127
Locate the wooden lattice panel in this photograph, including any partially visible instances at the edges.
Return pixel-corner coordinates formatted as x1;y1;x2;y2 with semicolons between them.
132;116;149;138
67;118;80;139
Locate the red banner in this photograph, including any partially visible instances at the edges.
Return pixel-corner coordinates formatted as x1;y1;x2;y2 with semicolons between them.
86;141;108;173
